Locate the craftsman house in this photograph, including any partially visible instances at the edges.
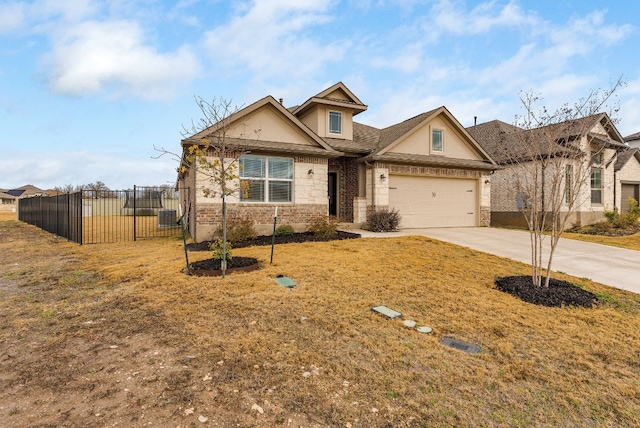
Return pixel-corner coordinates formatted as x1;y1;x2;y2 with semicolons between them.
467;114;631;227
178;83;499;242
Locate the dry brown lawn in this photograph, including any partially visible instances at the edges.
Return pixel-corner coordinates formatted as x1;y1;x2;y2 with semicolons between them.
562;230;640;251
2;217;640;427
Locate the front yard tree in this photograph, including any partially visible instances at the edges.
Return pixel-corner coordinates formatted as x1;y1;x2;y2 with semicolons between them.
503;78;624;288
179;97;258;277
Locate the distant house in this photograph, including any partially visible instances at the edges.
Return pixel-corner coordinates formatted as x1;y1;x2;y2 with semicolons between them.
178;82;499;242
626;131;640;149
0;185;47;213
467;114;633;227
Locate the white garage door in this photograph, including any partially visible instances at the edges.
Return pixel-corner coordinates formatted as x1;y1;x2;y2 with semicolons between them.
388;175;477;228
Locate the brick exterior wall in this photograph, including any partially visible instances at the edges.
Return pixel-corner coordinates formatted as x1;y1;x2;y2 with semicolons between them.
328;157;359;222
194;203;326;241
489;140;618;228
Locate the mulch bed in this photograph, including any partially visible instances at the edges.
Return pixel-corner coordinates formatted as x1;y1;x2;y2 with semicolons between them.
567;223;640;237
186;231;361;251
495;276;598;308
189;256;260;276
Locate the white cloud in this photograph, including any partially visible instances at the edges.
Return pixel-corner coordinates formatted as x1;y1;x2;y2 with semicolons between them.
203;0;345;81
42;20;201;99
0;2;26;33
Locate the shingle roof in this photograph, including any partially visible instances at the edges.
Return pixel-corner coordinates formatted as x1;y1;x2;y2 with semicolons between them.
615;147;640;171
183;137;343;158
467;113;625;164
361;152;499;170
625;131;640;142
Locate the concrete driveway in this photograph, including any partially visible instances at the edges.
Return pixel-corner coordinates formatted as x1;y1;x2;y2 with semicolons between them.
354;227;640;294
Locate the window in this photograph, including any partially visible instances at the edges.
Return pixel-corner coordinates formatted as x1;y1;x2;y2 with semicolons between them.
591;167;603;204
565;165;573;204
432;129;444;152
329;111;342;134
591;152;602;165
240;155;293;203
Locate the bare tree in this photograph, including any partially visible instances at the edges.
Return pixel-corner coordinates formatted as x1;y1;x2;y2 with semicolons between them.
83;181;110;198
501;78;624;288
156;96;259;276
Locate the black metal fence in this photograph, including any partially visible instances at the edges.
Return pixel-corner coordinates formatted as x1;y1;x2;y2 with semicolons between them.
18;186;189;244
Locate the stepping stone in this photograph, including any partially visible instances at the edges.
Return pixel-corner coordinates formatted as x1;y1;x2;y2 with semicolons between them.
372;305;402;319
416;326;432;334
439;337;481;354
275;276;296;288
403;320;417;328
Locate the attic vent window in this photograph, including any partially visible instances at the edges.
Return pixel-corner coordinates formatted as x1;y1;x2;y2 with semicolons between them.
432;129;444;152
329;111;342;134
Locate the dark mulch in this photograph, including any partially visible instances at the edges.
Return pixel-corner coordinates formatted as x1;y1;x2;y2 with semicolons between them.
495;276;598;308
186;231;361;251
189;256;259;271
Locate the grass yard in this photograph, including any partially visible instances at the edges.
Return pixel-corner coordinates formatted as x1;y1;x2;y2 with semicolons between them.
2;217;640;427
562;230;640;251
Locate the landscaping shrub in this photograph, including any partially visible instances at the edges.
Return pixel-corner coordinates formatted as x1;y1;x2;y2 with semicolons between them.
218;215;257;242
307;215;339;236
365;208;401;232
209;239;232;261
275;224;295;236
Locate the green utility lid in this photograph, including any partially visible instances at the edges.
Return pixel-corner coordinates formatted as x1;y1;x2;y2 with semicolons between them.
372;305;402;319
275;276;296;288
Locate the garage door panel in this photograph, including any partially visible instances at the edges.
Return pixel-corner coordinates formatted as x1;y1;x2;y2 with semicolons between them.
388;175;477;228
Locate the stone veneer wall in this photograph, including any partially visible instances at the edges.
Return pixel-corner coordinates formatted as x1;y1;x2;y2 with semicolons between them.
328;157;359;222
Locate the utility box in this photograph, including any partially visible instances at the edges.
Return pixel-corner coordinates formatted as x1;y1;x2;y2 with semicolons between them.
158;209;177;228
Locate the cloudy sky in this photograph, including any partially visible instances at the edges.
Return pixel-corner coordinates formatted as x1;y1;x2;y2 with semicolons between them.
1;0;639;190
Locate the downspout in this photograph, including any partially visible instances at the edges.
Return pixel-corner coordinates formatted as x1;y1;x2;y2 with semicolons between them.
364;160;375;209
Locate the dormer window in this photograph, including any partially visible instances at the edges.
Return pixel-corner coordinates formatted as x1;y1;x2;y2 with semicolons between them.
329;111;342;134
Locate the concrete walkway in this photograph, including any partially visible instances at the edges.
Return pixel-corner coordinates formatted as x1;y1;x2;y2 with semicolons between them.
353;227;640;294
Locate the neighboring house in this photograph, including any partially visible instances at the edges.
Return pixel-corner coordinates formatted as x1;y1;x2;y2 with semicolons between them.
626;131;640;149
178;82;499;242
0;185;47;213
467;114;630;227
615;147;640;212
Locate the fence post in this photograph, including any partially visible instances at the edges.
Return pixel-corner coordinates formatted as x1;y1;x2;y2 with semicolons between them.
133;185;137;241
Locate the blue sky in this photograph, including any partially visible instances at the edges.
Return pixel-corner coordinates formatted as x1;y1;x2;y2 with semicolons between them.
1;0;639;190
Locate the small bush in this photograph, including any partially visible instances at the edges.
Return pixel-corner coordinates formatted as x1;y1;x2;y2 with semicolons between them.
218;215;257;242
365;208;401;232
603;209;618;223
307;215;339;236
209;239;232;261
275;224;295;236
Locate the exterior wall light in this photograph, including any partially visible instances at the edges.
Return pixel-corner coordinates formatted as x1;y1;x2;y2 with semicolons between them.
380;174;387;181
308;169;314;176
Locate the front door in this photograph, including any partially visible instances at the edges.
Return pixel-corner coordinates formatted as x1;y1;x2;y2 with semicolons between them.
328;172;338;217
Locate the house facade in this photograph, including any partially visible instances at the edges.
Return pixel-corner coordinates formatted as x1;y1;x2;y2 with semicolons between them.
467;114;631;228
615;148;640;212
178;83;498;242
0;185;47;213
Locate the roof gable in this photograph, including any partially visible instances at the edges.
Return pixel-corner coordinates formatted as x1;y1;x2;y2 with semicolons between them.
184;96;339;154
292;82;367;117
615;148;640;171
373;107;496;163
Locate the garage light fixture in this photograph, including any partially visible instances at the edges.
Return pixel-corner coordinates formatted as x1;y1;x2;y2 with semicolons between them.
308;169;314;176
380;173;386;182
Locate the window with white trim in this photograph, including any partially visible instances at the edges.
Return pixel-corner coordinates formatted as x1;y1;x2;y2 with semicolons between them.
590;167;603;204
432;129;444;152
329;111;342;134
240;155;293;203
